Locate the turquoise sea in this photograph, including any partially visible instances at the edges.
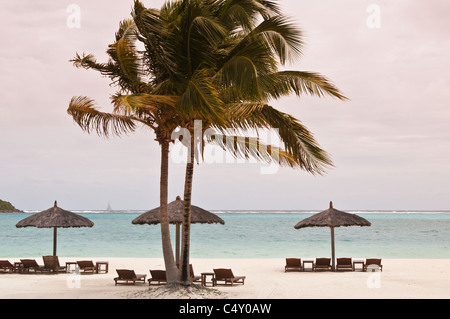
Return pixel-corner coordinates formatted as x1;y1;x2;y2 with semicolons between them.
1;211;450;259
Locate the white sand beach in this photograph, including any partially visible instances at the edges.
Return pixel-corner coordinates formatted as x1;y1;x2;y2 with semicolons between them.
0;257;449;299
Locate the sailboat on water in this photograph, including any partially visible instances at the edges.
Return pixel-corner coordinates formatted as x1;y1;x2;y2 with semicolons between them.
106;202;112;211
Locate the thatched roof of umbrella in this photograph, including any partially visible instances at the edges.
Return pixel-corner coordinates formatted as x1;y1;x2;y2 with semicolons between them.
16;201;94;256
294;202;371;229
294;201;371;271
132;196;224;263
16;201;94;228
132;196;225;225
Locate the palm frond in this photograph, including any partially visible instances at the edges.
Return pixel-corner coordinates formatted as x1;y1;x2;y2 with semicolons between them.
107;19;147;93
225;14;303;67
189;15;228;46
223;103;333;174
223;102;265;120
215;1;253;32
215;54;265;101
203;129;298;168
251;15;303;64
257;0;282;16
215;14;303;100
106;39;141;91
111;93;180;121
180;68;224;124
114;18;138;43
67;96;137;138
215;0;281;27
70;52;109;74
132;1;179;81
269;71;348;100
71;19;146;94
187;15;227;71
172;1;228;77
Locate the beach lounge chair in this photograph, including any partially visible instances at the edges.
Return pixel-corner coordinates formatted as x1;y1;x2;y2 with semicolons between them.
0;260;14;273
148;270;167;285
285;258;302;272
77;260;96;273
336;258;353;271
364;258;383;272
43;256;67;273
114;269;147;285
212;268;246;286
190;264;201;283
20;259;44;273
313;258;332;271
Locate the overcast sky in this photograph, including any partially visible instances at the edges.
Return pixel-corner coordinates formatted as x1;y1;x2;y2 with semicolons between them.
1;0;449;211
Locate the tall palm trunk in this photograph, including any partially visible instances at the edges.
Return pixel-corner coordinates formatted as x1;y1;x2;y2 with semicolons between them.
159;138;179;283
179;128;195;285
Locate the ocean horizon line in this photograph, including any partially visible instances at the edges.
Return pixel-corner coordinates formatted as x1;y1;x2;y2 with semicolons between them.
15;209;450;215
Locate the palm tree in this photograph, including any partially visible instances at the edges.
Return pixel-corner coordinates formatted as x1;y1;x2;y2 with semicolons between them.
132;0;347;284
68;2;238;284
67;18;183;283
68;0;347;287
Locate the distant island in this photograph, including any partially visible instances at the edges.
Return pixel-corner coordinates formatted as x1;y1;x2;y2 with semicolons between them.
0;199;23;213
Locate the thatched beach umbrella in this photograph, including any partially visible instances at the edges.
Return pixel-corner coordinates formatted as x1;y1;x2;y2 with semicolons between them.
294;201;371;271
132;196;225;263
16;201;94;256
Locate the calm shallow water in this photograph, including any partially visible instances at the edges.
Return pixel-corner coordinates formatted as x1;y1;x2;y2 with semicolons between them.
1;211;449;258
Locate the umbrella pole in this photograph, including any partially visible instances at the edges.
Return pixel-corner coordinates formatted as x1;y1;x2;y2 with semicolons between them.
53;227;57;256
176;223;180;265
330;227;335;271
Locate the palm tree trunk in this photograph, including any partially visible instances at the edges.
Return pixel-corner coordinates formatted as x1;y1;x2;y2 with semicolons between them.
160;138;178;283
179;129;195;285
